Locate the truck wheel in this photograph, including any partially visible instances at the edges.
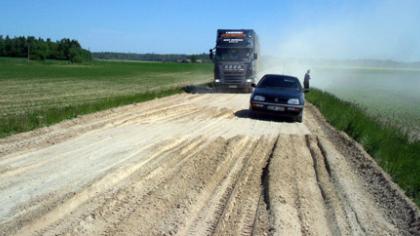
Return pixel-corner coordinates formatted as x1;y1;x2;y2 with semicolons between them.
214;85;222;93
243;87;252;93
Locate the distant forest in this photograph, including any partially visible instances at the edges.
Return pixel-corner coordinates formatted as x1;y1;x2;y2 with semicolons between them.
93;52;211;63
0;35;92;63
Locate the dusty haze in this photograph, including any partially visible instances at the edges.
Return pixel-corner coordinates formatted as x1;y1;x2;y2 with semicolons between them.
263;0;420;62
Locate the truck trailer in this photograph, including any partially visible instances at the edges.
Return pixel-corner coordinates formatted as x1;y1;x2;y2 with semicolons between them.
210;29;259;93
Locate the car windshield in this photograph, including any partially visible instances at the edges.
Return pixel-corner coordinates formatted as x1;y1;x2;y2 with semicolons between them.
216;48;251;61
258;76;301;90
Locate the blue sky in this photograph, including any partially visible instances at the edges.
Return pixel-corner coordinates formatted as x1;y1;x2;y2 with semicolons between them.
1;0;420;60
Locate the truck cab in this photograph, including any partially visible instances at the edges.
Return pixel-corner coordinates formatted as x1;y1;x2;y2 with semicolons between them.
210;29;259;93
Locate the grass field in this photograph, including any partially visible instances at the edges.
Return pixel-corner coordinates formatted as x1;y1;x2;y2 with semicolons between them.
309;66;420;205
0;57;212;137
306;88;420;206
311;66;420;140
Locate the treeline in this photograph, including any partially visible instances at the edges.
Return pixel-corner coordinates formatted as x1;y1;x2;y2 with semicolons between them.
0;35;92;63
93;52;210;63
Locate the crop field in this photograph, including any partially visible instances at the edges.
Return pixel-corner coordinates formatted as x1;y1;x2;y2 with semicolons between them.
0;57;212;118
310;66;420;140
0;58;212;137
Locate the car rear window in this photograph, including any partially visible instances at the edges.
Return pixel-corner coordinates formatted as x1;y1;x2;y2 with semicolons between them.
258;75;301;89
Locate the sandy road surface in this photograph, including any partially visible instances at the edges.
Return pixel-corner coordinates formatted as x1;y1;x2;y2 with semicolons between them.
0;92;419;236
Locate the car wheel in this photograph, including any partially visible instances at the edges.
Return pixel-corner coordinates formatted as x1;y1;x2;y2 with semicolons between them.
295;112;303;123
248;107;256;118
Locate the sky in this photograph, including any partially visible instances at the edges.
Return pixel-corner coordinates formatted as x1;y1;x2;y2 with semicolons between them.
1;0;420;61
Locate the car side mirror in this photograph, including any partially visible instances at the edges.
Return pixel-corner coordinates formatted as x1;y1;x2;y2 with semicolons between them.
251;83;256;88
253;53;258;60
209;49;214;60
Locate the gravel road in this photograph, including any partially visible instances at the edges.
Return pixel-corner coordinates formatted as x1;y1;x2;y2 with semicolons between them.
0;92;418;235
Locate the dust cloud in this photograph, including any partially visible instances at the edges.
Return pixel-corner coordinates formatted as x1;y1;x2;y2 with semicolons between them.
258;0;420;82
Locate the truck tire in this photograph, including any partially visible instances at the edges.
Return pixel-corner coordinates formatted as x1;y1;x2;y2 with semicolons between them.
243;87;252;93
214;85;223;93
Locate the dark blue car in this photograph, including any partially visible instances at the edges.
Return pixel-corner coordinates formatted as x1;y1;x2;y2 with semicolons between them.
250;74;305;122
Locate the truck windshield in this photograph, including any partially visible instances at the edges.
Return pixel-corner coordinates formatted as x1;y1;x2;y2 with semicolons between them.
216;48;251;61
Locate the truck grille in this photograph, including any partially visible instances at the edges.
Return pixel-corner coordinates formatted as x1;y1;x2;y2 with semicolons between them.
218;64;247;85
223;76;244;84
223;70;245;76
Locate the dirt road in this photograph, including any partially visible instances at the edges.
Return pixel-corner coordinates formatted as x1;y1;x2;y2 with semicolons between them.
0;92;418;235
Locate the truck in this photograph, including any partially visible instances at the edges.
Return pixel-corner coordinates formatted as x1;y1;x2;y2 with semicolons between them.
209;29;259;93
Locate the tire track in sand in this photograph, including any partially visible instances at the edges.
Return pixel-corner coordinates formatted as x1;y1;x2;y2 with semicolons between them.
0;93;417;236
12;137;193;236
267;135;332;236
40;137;210;236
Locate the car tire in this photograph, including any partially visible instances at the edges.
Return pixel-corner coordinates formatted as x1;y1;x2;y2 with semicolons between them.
248;108;256;119
295;112;303;123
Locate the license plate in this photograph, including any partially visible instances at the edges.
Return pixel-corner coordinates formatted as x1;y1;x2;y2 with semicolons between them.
267;105;285;111
228;85;238;88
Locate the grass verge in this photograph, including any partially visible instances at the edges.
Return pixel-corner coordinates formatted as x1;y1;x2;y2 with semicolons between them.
0;86;183;139
306;88;420;206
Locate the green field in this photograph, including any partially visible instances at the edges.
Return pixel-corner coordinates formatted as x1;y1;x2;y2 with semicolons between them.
0;58;212;116
0;57;212;137
311;66;420;140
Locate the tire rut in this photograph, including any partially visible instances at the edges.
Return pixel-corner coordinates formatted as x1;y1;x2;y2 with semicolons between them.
12;137;195;236
305;135;357;235
210;137;274;235
0;93;418;236
105;137;242;235
268;135;332;236
40;137;209;236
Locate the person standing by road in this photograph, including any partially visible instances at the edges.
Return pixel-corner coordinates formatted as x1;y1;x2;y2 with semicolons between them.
304;70;311;90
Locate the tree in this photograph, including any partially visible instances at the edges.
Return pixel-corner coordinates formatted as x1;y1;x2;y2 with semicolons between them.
0;35;92;62
190;55;197;63
0;36;4;56
4;36;12;56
